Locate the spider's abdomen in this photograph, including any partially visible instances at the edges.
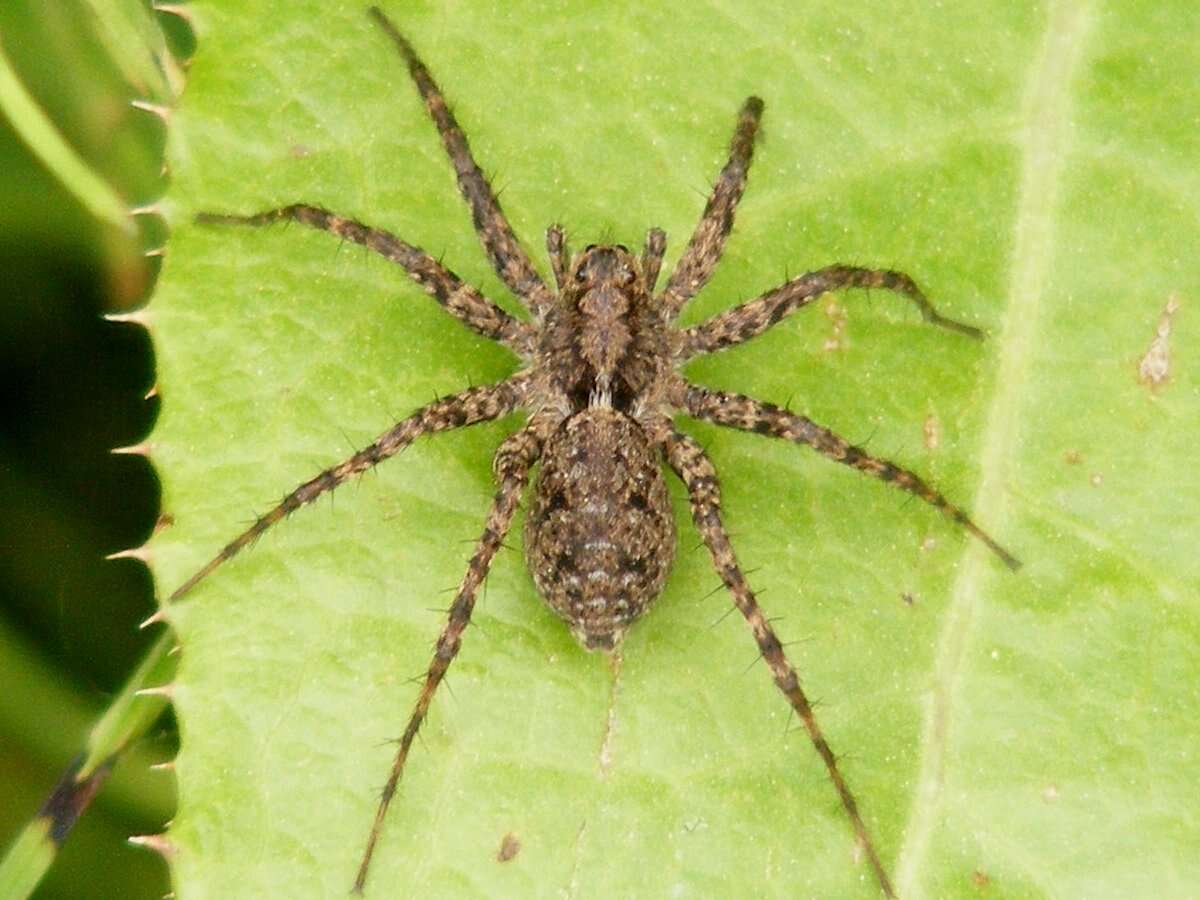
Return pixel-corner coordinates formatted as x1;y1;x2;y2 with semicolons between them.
525;409;674;652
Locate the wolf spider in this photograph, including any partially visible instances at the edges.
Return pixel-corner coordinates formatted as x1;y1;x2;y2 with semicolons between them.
166;6;1020;896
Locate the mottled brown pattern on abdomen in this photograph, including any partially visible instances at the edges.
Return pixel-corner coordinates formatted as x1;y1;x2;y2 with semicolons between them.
525;409;674;651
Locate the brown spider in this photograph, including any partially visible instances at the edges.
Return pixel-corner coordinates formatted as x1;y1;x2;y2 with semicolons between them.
165;6;1019;896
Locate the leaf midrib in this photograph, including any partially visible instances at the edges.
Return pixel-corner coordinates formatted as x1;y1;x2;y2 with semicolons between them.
895;1;1094;892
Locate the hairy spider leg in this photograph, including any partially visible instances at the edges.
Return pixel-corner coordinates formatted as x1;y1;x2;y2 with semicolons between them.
678;264;984;359
679;383;1020;570
370;7;555;317
659;96;763;320
354;423;544;893
664;429;897;898
196;206;535;356
150;377;530;619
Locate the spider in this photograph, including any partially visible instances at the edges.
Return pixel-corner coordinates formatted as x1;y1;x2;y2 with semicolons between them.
162;7;1019;896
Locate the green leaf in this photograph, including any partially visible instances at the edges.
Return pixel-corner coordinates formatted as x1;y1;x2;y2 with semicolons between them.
0;631;175;900
0;36;131;234
152;2;1199;897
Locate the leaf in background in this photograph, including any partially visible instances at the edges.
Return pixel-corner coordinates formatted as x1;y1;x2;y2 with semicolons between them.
151;2;1199;897
0;2;181;898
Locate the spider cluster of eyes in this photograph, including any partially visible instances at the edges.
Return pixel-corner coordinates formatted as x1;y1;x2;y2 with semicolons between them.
571;244;640;288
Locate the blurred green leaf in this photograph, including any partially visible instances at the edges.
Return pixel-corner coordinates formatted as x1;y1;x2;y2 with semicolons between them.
0;2;178;899
0;632;175;900
76;0;181;101
152;2;1199;897
0;36;131;233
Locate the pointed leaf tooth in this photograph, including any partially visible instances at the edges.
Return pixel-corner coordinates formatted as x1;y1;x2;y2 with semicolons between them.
111;440;154;456
103;308;152;326
153;2;194;22
135;683;176;700
139;607;170;630
128;833;177;858
130;99;171;122
106;545;153;563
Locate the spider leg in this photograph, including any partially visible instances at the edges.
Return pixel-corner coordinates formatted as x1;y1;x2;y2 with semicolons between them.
353;423;543;893
679;382;1020;570
659;97;763;321
151;376;531;618
369;7;555;317
678;265;983;360
642;227;666;293
196;205;535;356
546;225;568;292
663;429;896;899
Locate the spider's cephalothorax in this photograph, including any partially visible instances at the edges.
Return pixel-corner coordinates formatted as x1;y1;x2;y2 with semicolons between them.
539;243;675;416
175;7;1020;897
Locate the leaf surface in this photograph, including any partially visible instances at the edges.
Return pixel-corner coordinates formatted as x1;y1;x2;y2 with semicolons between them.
152;2;1200;897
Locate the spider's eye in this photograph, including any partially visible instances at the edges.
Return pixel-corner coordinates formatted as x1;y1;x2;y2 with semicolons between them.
584;243;597;252
616;243;629;253
574;268;587;284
